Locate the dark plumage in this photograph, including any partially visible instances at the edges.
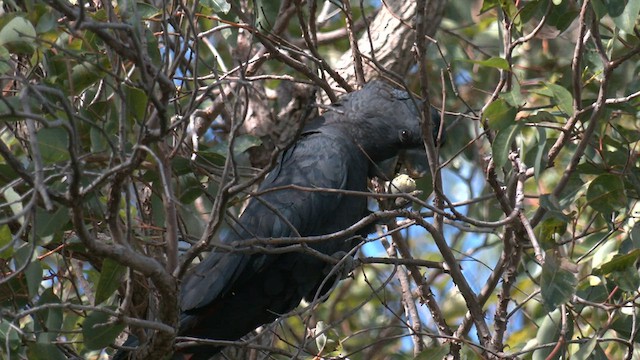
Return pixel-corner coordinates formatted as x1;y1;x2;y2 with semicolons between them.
115;81;441;360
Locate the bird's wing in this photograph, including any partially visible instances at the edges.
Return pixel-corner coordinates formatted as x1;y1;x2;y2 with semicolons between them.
180;130;362;312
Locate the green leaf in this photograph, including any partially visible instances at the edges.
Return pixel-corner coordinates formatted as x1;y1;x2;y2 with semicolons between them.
3;186;23;219
558;173;586;209
0;15;36;55
479;0;499;14
545;83;574;116
413;174;434;206
539;194;571;222
586;173;626;214
519;0;544;23
611;0;640;34
123;84;148;123
254;0;279;31
575;283;608;305
501;79;524;107
0;319;21;352
232;134;262;155
35;206;69;239
0;224;13;259
145;27;162;67
35;288;63;342
492;123;522;168
540;253;577;311
608;265;640;292
0;163;19;189
87;99;114;119
202;134;263;166
136;2;162;19
611;314;640;341
35;7;58;34
94;258;127;305
151;192;165;226
591;235;619;271
82;310;125;350
547;2;579;31
462;57;510;71
201;0;231;13
68;57;110;95
533;128;547;180
0;270;30;308
26;343;66;360
593;249;640;275
61;311;81;340
179;174;204;204
593;250;640;292
172;157;194;176
591;0;607;19
24;260;43;299
37;127;70;164
90;125;108;153
15;243;42;299
603;0;627;17
528;111;559;123
535;217;568;250
196;150;226;167
630;222;640;249
502;0;522;31
572;337;601;360
0;44;11;74
483;99;517;130
532;309;573;360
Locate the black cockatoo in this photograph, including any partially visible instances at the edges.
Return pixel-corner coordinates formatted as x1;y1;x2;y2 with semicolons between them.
115;81;443;359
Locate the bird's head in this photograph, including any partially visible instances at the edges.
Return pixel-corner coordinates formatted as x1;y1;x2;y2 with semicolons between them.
326;81;444;164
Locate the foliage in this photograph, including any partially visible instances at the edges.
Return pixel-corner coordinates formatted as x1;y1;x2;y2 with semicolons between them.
0;0;639;359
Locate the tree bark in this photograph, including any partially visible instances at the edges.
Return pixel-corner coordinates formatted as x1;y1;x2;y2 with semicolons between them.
331;0;445;89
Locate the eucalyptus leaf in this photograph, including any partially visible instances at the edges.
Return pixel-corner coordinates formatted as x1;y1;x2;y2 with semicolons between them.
586;173;626;214
94;258;127;305
35;206;69;239
37;127;70;164
492;123;522;168
27;343;66;360
532;309;573;360
83;311;125;350
611;0;640;33
483;99;517;131
0;15;36;54
540;253;577;311
545;83;574;117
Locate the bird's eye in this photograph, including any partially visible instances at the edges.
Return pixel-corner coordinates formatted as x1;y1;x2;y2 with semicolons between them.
398;129;411;143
